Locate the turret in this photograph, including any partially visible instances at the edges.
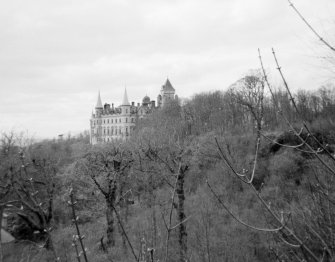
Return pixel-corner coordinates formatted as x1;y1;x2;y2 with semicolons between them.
92;91;103;144
142;95;150;106
121;88;131;115
95;91;103;116
160;78;176;107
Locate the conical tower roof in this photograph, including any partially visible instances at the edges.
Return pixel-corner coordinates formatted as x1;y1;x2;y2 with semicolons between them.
122;88;130;106
95;91;103;108
162;78;175;91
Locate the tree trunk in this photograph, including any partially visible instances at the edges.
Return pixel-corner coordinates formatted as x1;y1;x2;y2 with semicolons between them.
203;214;211;262
117;208;127;254
151;198;157;249
118;184;127;254
106;179;117;247
149;177;157;249
0;206;3;262
176;171;187;262
106;201;115;246
45;234;54;250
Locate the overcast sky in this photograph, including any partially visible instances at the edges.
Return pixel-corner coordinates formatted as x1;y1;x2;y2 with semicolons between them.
0;0;334;139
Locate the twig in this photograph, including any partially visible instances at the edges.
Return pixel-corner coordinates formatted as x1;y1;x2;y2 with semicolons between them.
287;0;335;52
68;188;89;262
72;236;82;262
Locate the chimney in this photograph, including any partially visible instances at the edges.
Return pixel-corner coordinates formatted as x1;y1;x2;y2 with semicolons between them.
151;100;156;108
104;103;110;110
112;103;114;109
132;102;135;106
137;103;140;107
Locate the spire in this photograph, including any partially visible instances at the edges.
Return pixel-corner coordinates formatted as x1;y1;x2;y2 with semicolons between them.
122;88;130;106
95;91;103;108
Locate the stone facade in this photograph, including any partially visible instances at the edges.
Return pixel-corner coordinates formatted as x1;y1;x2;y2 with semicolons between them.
90;79;178;144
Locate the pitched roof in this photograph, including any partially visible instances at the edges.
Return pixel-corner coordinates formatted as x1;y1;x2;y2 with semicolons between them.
122;88;130;106
95;91;103;109
162;78;175;91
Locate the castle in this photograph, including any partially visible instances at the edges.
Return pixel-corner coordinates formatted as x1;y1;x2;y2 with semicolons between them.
90;79;178;144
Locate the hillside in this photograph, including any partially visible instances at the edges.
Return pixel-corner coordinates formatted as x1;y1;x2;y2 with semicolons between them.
1;81;335;262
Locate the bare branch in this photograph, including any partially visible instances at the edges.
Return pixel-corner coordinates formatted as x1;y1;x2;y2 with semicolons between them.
287;0;335;52
170;216;191;231
207;180;284;232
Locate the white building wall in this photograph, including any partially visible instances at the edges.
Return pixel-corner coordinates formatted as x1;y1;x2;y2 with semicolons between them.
90;106;138;144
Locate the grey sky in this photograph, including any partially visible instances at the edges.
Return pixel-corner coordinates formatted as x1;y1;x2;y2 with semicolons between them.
0;0;334;139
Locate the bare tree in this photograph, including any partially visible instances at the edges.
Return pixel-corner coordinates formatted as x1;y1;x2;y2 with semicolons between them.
0;131;59;262
137;131;191;262
0;132;16;262
11;151;57;251
229;70;265;136
76;143;138;260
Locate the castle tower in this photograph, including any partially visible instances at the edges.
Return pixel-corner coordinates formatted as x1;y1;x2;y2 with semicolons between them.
90;91;104;144
121;88;131;114
159;78;176;107
95;91;103;116
120;88;132;138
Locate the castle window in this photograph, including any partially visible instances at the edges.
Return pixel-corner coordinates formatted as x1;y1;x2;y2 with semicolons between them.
107;119;109;124
126;118;128;123
104;120;105;124
126;109;128;114
119;119;121;123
